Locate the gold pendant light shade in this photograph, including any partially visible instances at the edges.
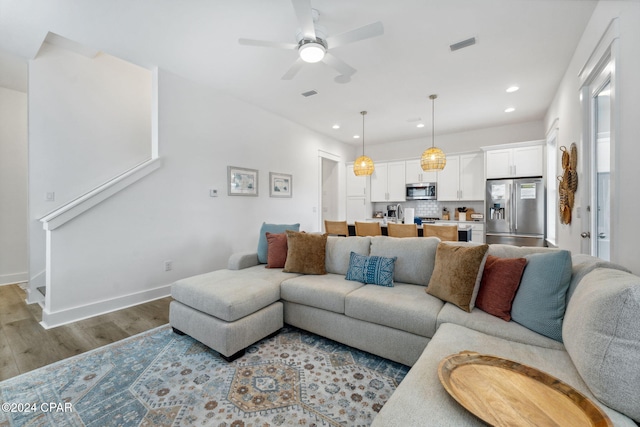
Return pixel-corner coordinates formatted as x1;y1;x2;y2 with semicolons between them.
421;94;446;172
421;146;446;171
353;155;375;176
353;110;374;176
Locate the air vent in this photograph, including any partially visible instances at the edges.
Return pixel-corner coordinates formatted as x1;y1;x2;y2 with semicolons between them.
301;90;318;97
450;37;477;52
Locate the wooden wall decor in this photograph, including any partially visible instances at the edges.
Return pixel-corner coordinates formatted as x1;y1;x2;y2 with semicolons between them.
559;143;578;225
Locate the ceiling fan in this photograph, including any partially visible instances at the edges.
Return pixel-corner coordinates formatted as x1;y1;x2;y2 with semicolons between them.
238;0;384;81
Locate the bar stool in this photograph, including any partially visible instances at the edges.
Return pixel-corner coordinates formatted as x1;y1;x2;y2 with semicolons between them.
354;221;382;237
423;224;458;241
324;220;349;236
387;222;418;237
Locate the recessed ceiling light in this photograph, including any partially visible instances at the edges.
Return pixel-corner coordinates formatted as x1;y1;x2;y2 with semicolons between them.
505;107;516;113
332;124;340;129
353;135;360;139
417;123;425;128
506;86;519;93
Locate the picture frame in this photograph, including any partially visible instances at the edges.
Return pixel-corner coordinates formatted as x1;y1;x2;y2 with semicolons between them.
228;166;259;196
269;172;292;198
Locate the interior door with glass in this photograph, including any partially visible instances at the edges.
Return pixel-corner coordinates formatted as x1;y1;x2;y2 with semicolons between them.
582;62;612;261
593;81;611;260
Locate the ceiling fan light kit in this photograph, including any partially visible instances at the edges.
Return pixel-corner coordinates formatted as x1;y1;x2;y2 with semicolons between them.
421;94;447;172
353;111;375;176
298;40;326;63
238;0;383;80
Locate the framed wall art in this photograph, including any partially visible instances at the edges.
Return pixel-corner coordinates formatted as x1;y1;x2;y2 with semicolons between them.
228;166;259;196
269;172;292;198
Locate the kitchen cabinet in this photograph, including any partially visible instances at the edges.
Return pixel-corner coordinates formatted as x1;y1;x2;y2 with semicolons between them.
346;197;368;223
405;159;437;184
346;163;369;222
438;221;485;243
346;164;367;197
436;152;484;201
468;222;485;244
485;144;544;178
371;161;406;202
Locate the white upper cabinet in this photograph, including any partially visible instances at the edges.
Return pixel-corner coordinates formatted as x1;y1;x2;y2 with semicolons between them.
436;155;460;201
485;143;544;179
436;152;484;201
371;161;406;202
405;159;437;184
346;163;367;197
459;152;485;200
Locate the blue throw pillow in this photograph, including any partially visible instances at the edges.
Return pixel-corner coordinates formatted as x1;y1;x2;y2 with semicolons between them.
257;222;300;264
510;250;572;342
345;251;397;287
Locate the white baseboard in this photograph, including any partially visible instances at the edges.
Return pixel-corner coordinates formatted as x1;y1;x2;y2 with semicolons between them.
40;285;171;329
0;272;28;286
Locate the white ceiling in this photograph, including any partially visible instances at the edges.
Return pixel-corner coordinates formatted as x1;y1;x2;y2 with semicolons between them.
0;0;598;145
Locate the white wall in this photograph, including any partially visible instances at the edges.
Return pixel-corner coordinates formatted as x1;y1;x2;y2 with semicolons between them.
365;120;544;161
544;0;640;274
0;87;28;285
41;69;353;326
28;42;152;299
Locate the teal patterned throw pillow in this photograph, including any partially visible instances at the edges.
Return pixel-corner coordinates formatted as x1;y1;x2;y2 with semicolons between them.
346;251;397;287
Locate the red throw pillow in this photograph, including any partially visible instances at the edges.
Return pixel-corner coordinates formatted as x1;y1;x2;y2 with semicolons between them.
265;232;288;268
475;255;527;321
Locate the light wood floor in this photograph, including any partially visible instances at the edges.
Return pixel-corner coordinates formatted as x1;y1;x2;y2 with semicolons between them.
0;283;171;381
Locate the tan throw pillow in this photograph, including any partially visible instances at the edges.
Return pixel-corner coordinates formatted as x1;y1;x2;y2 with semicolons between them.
426;243;489;312
283;231;328;275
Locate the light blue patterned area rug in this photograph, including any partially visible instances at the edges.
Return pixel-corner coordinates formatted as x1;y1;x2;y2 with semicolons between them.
0;325;409;427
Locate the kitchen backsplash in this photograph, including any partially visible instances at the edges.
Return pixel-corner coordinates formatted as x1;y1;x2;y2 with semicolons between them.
373;200;484;220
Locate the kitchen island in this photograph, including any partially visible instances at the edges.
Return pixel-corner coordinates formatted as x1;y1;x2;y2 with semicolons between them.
346;221;477;241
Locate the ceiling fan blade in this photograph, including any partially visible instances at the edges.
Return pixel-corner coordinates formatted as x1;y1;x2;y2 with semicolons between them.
238;38;298;50
281;58;306;80
322;53;356;77
325;21;384;49
291;0;316;40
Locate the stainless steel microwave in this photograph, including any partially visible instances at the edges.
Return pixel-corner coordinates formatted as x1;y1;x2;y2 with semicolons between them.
406;182;437;200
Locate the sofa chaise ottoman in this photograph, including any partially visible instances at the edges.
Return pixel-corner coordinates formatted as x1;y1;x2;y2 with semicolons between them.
169;232;640;425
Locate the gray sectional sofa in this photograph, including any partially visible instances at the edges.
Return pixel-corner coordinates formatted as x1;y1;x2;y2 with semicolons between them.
170;235;640;426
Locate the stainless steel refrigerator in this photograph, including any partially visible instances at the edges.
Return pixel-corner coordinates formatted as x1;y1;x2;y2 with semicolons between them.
486;177;546;247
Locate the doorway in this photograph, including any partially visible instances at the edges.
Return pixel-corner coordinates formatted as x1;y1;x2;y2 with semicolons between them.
579;19;618;262
593;80;611;260
321;158;340;230
318;151;341;232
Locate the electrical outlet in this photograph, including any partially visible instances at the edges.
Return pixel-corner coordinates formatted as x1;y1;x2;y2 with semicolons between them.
164;260;173;271
209;189;218;197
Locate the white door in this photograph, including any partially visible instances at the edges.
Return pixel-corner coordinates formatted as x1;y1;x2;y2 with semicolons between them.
485;149;512;179
321;158;340;224
459;152;484;200
346;164;367;197
346;197;367;223
437;155;460;200
593;80;611;260
370;162;388;202
387;161;407;202
513;145;544;177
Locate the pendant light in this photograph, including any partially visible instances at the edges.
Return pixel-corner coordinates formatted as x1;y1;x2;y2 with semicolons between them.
353;111;375;176
420;94;446;171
